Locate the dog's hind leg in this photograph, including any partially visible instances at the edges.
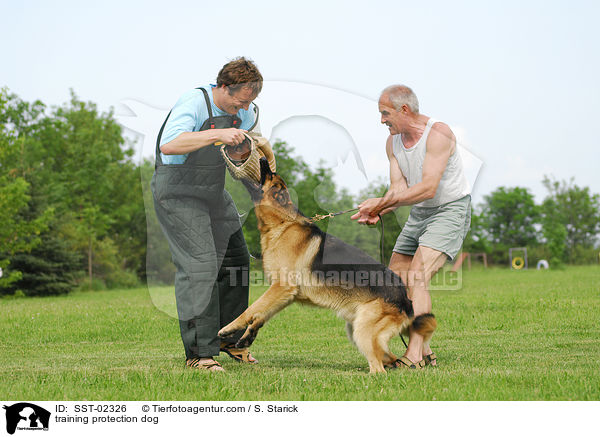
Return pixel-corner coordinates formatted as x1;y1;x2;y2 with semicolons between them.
353;303;387;374
377;314;409;367
379;320;397;366
353;327;385;374
218;283;297;347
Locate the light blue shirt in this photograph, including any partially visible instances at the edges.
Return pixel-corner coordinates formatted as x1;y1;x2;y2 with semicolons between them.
159;84;257;164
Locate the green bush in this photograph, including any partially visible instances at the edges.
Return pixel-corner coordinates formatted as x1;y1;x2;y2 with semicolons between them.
104;269;140;289
527;246;552;267
0;231;82;297
77;277;107;291
571;246;600;265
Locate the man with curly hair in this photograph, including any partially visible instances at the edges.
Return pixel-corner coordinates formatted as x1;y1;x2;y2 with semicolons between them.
152;57;262;372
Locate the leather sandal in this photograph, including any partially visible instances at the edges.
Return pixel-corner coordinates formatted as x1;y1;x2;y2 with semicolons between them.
384;359;401;369
395;356;426;370
186;357;225;372
220;343;258;364
386;353;436;369
424;353;437;367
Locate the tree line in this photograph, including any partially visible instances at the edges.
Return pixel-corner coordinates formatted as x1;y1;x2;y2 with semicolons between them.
464;181;600;266
1;89;144;296
1;89;598;296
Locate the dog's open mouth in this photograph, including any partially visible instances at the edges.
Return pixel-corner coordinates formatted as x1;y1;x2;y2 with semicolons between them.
240;157;273;202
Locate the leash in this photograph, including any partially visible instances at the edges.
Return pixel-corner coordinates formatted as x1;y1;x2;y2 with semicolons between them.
310;208;409;349
309;208;386;265
308;207;358;223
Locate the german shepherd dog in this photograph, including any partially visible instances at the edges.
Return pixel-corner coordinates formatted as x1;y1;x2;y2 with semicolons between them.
218;158;436;373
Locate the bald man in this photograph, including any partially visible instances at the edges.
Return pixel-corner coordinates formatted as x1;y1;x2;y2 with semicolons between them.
351;85;471;369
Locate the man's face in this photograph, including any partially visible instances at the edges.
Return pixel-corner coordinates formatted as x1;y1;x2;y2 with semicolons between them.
378;94;405;135
220;86;257;115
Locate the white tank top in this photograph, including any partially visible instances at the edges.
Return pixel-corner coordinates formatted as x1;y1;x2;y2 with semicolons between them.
392;118;470;207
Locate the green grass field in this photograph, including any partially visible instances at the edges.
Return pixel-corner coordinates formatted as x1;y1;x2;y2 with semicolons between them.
1;266;598;401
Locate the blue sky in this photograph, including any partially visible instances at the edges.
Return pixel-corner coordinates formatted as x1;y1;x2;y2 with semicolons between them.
2;0;599;205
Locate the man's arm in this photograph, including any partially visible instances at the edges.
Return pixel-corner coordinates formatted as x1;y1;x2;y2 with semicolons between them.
351;136;407;224
370;123;454;215
160;128;247;155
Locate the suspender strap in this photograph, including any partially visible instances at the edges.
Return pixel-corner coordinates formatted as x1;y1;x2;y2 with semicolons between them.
155;109;172;169
155;87;208;169
199;87;214;119
249;103;259;132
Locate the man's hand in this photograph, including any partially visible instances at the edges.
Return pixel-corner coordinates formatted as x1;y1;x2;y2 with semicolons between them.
223;138;252;161
351;198;382;225
218;128;247;146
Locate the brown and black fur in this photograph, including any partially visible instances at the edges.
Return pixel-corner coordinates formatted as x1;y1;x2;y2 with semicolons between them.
218;158;436;373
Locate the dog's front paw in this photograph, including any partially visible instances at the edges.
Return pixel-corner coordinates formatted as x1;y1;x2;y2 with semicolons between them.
235;326;259;348
218;325;240;339
235;321;263;349
219;314;251;339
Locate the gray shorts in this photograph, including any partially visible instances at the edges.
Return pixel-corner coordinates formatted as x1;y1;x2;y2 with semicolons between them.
393;195;471;260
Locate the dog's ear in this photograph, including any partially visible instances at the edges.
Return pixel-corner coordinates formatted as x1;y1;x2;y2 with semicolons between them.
259;157;272;186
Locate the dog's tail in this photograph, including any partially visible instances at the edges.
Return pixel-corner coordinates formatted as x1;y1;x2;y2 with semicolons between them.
411;313;437;340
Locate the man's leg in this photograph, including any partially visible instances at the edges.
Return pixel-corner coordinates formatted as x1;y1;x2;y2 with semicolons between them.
403;246;447;365
209;194;257;363
154;197;223;363
217;228;250;343
388;252;413;289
